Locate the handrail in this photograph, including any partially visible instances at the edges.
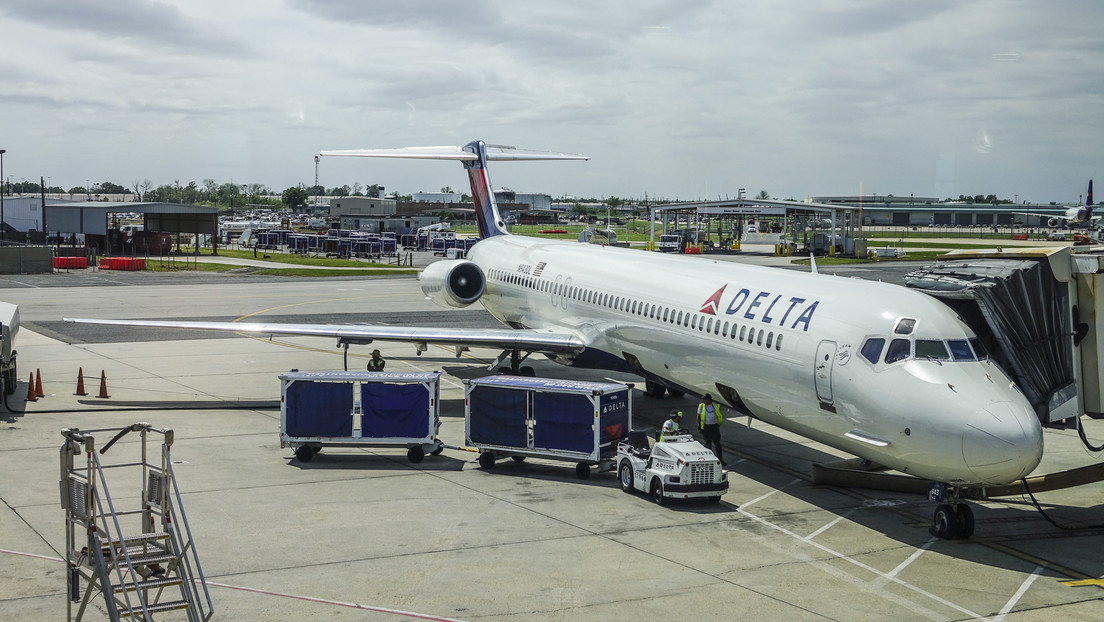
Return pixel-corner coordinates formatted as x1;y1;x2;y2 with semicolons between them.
163;444;214;620
90;451;149;619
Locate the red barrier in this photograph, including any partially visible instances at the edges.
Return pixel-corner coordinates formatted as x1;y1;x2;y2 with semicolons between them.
53;256;88;269
1011;234;1028;240
97;257;146;271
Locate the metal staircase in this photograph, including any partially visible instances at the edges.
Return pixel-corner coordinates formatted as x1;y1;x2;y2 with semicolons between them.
60;423;213;621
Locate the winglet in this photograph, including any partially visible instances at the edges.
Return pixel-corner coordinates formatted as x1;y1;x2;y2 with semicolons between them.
810;253;819;275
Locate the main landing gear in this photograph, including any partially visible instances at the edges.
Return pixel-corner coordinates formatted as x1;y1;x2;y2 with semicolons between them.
929;487;975;539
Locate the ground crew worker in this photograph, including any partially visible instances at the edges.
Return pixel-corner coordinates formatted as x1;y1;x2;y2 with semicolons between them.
697;393;726;465
367;349;386;372
660;410;682;441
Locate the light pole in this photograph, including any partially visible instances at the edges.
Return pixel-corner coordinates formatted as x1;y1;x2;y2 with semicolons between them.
0;149;6;243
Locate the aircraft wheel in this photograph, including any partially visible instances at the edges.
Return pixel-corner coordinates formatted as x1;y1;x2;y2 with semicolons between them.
478;451;496;469
644;380;666;398
954;503;975;539
666;387;685;398
931;504;956;539
511;455;526;463
519;366;536;377
618;461;634;493
295;446;315;463
650;479;666;505
575;462;591;480
407;446;425;463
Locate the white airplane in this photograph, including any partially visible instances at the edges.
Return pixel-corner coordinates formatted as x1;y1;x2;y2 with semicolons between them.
68;141;1044;539
1014;180;1097;228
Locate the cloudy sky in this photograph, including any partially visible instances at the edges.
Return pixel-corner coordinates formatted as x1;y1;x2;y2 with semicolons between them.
1;1;1101;203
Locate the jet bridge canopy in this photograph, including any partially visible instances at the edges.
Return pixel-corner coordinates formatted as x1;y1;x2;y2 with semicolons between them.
905;247;1104;424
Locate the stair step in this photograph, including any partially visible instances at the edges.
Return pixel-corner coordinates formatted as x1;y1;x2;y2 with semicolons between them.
120;551;176;567
119;599;192;616
113;576;183;593
108;532;170;546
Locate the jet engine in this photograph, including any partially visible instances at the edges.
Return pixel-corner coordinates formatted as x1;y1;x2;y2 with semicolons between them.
418;259;485;308
1047;217;1061;228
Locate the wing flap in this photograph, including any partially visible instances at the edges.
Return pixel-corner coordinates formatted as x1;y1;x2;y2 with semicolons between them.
64;318;586;353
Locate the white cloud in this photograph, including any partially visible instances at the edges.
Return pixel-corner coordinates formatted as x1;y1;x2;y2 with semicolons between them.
0;0;1100;203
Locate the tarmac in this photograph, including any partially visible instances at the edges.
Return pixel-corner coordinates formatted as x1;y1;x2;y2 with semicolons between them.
1;247;1103;621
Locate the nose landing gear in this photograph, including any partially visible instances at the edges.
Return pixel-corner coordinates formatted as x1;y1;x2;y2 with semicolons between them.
929;486;975;539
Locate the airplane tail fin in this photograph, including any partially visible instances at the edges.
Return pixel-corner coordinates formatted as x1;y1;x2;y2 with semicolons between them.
1087;179;1093;207
320;141;588;240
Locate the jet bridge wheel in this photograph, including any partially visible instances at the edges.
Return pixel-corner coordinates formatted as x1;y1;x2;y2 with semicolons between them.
618;461;634;493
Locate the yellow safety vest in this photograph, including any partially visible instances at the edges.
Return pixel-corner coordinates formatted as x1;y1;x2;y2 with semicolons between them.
697;403;723;427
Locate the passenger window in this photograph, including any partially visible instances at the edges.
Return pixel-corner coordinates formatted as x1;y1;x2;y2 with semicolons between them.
677;310;683;324
757;331;764;346
706;318;713;332
947;340;974;361
714;321;720;335
775;334;783;350
663;308;669;322
765;332;773;348
885;339;911;364
860;338;885;364
740;326;747;341
722;321;729;337
691;315;697;329
915;340;950;360
894;318;917;335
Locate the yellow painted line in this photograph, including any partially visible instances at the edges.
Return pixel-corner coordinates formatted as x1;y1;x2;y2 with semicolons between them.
1060;578;1104;588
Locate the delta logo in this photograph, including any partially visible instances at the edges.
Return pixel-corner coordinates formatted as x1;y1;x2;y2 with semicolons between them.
699;285;727;315
698;284;820;331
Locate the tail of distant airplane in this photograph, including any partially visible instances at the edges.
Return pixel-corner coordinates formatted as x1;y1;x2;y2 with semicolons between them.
1087;179;1093;207
320;141;588;240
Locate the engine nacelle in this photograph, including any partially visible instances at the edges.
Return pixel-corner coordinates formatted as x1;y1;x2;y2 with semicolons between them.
419;259;485;308
1047;217;1061;228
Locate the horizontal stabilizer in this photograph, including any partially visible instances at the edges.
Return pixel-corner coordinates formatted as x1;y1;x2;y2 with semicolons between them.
320;145;588;162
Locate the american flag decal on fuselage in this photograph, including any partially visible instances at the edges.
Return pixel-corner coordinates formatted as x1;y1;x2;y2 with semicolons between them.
533;261;546;277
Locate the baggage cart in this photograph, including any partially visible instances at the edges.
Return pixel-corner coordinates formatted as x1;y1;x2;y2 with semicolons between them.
280;371;443;463
464;376;632;479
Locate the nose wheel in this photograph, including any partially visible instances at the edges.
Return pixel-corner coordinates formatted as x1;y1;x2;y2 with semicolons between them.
931;502;975;539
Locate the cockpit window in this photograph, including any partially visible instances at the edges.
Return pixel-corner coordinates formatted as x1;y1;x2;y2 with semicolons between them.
885;339;911;364
860;338;885;364
969;338;987;358
947;340;975;361
915;339;950;360
893;318;916;335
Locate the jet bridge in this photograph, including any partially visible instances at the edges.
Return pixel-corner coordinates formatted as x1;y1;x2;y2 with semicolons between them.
905;247;1104;424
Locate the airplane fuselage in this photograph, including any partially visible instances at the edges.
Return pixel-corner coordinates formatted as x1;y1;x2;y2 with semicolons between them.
467;235;1043;487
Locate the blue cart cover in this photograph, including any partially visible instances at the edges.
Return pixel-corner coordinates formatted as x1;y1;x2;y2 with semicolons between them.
533;392;593;453
361;382;431;439
468;386;528;447
285;381;353;437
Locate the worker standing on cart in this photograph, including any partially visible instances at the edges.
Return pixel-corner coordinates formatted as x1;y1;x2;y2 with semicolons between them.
367;349;386;372
697;394;726;465
660;410;682;441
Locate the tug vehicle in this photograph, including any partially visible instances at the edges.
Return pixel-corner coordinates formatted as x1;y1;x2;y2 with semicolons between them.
616;430;728;504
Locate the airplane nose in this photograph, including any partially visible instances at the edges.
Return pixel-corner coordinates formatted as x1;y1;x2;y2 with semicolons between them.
962;401;1043;484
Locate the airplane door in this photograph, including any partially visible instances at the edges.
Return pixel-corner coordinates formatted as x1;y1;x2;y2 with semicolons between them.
814;340;836;404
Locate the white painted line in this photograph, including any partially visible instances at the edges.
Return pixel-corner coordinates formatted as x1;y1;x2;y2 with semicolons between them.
803;507;858;541
740;478;799;509
204;580;470;621
734;506;986;620
993;565;1043;622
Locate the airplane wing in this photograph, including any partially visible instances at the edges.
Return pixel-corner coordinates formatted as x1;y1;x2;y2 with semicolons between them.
320;144;589;162
63;318;587;353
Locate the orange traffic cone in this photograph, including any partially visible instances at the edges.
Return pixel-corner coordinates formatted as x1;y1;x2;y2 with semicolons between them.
97;370;110;399
34;368;44;398
26;373;36;402
75;368;88;396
